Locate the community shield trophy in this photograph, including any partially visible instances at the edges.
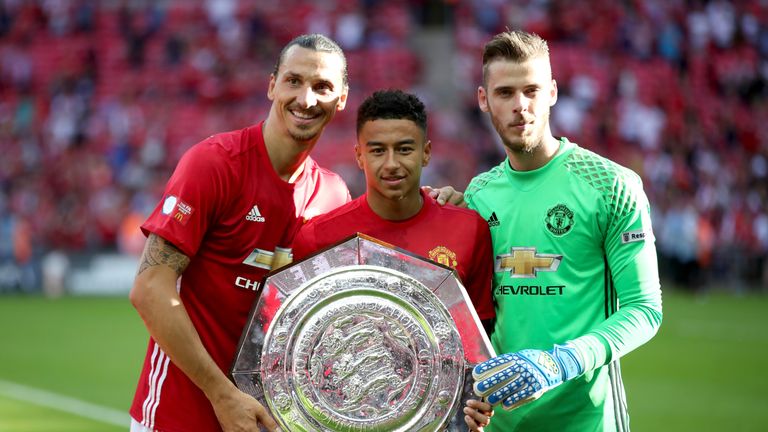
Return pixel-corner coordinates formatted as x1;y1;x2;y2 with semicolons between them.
231;234;495;431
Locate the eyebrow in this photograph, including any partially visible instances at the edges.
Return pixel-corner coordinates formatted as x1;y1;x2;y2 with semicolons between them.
494;83;540;92
365;138;417;146
283;71;335;90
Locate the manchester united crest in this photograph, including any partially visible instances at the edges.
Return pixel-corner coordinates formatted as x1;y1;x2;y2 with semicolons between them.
428;246;458;268
545;204;574;236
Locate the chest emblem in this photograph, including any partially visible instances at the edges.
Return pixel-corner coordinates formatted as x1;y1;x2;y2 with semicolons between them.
428;246;458;269
495;247;562;278
545;204;574;236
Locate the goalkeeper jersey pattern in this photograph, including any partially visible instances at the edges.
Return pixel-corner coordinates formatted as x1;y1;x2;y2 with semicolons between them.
466;138;662;432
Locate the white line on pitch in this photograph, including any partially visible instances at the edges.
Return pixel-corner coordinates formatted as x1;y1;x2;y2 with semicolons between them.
0;379;129;427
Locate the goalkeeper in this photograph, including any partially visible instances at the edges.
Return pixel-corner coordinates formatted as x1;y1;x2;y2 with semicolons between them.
462;30;663;432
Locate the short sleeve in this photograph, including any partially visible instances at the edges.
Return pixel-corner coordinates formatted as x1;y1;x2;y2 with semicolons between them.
141;142;230;257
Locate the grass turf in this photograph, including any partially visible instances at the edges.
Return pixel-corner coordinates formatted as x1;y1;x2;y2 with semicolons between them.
0;289;766;431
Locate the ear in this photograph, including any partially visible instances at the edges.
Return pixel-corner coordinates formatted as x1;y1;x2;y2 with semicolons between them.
337;86;349;111
422;140;432;167
267;74;276;101
354;144;363;169
550;79;558;107
478;86;489;113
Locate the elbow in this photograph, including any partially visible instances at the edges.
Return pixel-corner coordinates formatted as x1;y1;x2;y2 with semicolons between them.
129;280;146;311
129;273;157;313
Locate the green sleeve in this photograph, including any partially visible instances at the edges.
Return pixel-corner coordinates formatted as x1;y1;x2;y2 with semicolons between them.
572;172;662;372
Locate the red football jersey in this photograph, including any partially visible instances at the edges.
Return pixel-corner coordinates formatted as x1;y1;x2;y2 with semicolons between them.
130;122;350;432
292;190;496;321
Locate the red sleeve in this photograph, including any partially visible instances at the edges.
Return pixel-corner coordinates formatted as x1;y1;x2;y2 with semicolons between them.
141;142;229;257
464;214;496;321
291;222;319;262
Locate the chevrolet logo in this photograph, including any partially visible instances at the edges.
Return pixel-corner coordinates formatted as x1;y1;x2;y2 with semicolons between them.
495;247;562;278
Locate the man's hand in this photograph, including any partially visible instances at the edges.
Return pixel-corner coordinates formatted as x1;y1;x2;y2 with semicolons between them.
423;185;465;207
472;344;583;411
464;398;493;431
209;385;280;432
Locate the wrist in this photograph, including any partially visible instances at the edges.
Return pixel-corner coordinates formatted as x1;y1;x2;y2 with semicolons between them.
202;375;237;403
550;343;584;381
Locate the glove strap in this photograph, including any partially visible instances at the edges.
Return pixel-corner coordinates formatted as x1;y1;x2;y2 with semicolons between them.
551;343;584;381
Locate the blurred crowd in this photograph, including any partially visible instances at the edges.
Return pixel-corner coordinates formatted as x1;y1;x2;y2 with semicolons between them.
0;0;766;293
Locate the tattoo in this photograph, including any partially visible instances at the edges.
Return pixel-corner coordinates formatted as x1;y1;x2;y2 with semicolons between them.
137;234;191;276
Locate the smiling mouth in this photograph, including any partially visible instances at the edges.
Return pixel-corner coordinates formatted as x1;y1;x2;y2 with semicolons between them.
289;108;321;122
382;176;405;186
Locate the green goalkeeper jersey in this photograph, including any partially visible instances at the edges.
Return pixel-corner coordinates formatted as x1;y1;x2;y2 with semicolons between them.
466;138;662;432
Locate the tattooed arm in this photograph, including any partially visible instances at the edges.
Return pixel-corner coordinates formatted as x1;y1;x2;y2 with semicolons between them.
129;234;278;432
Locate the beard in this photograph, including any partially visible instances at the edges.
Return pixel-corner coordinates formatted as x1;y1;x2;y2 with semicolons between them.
492;110;550;154
285;104;328;142
288;124;321;142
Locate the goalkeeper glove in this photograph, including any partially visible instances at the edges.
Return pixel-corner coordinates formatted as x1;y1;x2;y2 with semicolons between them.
472;343;584;410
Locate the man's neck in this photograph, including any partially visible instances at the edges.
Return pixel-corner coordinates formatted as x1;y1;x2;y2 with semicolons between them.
262;117;316;182
507;135;561;172
366;190;424;221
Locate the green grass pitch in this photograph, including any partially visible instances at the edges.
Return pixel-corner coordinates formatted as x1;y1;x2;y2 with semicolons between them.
0;289;766;431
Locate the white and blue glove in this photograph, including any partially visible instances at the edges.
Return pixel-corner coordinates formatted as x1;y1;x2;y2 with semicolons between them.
472;343;584;410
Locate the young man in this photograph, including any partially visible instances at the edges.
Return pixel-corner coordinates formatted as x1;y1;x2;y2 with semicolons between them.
128;35;460;432
292;89;495;329
463;31;663;432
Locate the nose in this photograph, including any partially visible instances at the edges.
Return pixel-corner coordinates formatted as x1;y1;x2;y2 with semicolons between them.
511;92;527;113
296;86;317;108
383;150;400;170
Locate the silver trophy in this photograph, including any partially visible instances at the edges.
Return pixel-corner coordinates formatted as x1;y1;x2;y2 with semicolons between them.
231;234;495;431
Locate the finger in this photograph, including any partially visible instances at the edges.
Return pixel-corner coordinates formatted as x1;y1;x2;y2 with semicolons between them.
256;409;280;432
501;390;541;411
436;193;448;205
466;399;494;414
447;191;466;207
486;374;527;405
473;353;517;380
421;185;438;197
463;414;484;432
463;406;491;426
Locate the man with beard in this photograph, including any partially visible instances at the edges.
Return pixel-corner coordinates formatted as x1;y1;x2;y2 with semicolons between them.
463;30;663;432
128;34;460;432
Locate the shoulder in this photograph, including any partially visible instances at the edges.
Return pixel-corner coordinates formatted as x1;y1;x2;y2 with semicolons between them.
306;158;348;188
198;126;260;158
465;160;507;201
564;145;647;217
181;127;256;168
302;196;363;229
432;201;486;223
427;200;490;238
564;145;642;190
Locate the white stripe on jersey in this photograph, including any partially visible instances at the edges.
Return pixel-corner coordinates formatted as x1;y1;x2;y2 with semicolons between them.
149;354;170;429
141;343;170;430
141;343;160;425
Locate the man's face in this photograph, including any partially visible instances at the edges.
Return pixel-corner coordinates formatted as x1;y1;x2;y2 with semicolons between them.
478;57;557;154
356;118;431;203
268;46;348;142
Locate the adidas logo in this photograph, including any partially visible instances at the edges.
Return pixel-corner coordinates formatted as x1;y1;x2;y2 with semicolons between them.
245;205;265;222
487;212;500;227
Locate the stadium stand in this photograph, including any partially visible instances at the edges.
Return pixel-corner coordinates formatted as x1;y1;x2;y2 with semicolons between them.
0;0;765;293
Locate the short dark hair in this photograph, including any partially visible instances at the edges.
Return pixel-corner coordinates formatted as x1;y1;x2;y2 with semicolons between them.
273;34;348;87
356;89;427;136
482;30;549;85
